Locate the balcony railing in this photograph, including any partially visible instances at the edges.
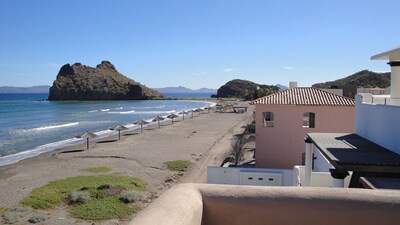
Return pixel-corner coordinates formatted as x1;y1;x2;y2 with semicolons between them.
360;94;400;106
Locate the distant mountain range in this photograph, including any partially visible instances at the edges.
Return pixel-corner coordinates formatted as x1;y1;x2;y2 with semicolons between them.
153;86;217;94
276;84;288;90
0;85;51;93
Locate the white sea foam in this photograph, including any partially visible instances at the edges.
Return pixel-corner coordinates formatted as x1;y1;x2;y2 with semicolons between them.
132;110;176;114
21;122;80;133
0;137;81;166
100;109;110;112
130;105;165;109
88;110;99;113
108;110;136;115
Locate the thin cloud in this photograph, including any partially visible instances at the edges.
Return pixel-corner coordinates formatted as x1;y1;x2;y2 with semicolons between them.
192;71;208;77
223;68;234;73
283;66;295;71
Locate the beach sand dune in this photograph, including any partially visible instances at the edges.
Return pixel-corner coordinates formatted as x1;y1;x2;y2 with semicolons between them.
0;103;253;225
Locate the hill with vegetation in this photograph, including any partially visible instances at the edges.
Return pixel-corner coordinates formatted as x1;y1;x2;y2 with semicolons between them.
48;61;162;100
213;79;279;100
312;70;390;89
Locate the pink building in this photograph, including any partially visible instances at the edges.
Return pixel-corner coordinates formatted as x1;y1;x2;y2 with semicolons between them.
251;87;355;169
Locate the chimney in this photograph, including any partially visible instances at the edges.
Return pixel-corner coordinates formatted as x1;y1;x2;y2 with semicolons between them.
371;46;400;105
289;82;298;89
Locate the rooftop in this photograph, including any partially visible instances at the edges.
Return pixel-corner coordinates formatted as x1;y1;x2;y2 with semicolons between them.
250;87;355;106
307;133;400;171
371;45;400;61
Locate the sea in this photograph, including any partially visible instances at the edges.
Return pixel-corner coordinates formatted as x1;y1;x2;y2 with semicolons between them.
0;93;215;166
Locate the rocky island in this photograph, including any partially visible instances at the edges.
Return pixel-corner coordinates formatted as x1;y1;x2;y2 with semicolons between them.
48;61;162;100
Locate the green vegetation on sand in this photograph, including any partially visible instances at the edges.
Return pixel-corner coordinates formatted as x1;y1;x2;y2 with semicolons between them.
70;198;136;220
80;167;112;173
21;175;146;221
164;160;191;171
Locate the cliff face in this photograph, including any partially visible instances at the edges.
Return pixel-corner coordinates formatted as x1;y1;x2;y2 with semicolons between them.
48;61;162;100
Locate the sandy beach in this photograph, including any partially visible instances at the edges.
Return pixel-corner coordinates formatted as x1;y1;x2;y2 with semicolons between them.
0;102;253;225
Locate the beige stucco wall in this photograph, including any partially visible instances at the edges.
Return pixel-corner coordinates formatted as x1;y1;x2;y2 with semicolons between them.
255;105;354;169
129;183;400;225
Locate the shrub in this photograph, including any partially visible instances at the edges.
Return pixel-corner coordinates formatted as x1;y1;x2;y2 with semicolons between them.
28;212;48;223
2;211;21;224
1;207;32;224
68;191;90;204
119;190;144;203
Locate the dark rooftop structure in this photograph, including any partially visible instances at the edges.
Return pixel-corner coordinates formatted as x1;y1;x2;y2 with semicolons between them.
307;133;400;188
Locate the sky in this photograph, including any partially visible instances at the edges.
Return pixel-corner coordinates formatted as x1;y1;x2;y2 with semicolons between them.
0;0;399;89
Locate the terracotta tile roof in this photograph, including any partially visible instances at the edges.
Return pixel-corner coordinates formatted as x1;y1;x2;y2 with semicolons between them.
250;87;355;106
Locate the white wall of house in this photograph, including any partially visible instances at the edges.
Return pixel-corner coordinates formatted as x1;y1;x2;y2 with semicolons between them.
355;94;400;154
312;146;333;172
207;166;295;186
294;166;351;188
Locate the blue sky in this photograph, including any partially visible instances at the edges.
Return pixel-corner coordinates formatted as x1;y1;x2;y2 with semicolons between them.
0;0;399;89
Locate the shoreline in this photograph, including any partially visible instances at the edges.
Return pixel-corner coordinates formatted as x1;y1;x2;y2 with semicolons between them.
0;103;253;225
0;100;216;167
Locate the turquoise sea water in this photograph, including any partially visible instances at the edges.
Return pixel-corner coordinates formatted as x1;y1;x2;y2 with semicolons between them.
0;93;212;166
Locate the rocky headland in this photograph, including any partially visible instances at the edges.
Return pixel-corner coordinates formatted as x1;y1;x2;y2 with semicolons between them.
48;61;162;100
213;79;278;100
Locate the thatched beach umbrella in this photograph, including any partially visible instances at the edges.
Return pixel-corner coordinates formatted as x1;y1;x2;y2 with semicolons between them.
194;108;202;116
167;113;179;123
110;125;128;140
76;131;99;150
134;119;150;133
152;116;165;128
178;111;189;121
187;109;194;118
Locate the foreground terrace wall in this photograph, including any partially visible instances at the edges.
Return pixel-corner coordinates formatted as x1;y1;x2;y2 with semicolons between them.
129;183;400;225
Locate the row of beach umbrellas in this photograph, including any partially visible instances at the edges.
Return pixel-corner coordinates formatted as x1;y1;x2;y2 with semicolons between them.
76;107;213;149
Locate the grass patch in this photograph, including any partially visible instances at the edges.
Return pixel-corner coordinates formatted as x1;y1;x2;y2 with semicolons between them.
80;167;112;173
22;175;146;210
164;160;191;171
70;198;135;220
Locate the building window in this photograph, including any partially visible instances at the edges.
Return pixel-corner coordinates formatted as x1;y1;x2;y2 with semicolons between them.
303;112;315;128
263;112;274;127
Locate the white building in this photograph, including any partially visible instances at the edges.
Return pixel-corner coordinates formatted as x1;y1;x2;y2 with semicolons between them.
304;46;400;189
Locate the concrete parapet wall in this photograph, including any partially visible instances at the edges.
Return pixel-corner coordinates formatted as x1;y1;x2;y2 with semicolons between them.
129;183;400;225
356;94;400;153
